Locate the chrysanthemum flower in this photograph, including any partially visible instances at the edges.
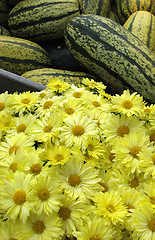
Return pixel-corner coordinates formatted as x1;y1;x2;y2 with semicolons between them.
15;211;64;240
112;131;152;174
23;149;50;178
82;92;109;111
139;145;155;178
0;132;35;157
130;204;155;240
93;191;129;225
111;89;144;117
0;172;32;223
58;193;86;237
0;91;13;116
82;77;106;91
28;111;63;143
142;181;155;212
30;175;63;215
58;98;83;117
0;111;14;139
55;157;101;200
60;112;98;151
102;113;145;146
64;84;89;100
11;91;39;112
98;169;118;193
47;77;70;93
73;216;118;240
35;95;65;117
6;112;37;136
0;219;18;239
0;151;28;178
40;145;70;165
85;137;105;159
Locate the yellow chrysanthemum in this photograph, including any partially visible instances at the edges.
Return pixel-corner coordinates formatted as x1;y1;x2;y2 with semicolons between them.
0;219;18;240
64;84;89;101
6;112;37;136
35;95;65;117
0;111;14;139
73;216;117;240
28;111;63;143
60;112;98;151
102;113;145;146
112;131;153;174
85;137;105;159
47;77;70;93
58;193;86;237
14;211;64;240
82;77;106;91
111;89;144;117
0;172;32;223
142;181;155;212
0;91;13;116
40;145;70;165
30;175;63;215
93;191;129;225
0;151;28;178
139;145;155;178
0;132;35;157
58;97;83;117
130;204;155;240
11;91;39;112
55;157;101;200
82;92;109;111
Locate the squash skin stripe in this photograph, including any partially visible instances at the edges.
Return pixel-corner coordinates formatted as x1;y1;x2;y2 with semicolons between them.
8;1;77;17
9;10;80;30
127;11;138;31
147;14;153;49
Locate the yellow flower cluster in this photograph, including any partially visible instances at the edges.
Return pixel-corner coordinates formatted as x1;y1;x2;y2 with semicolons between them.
0;77;154;240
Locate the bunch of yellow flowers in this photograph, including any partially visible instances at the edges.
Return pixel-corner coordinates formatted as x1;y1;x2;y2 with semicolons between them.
0;77;154;240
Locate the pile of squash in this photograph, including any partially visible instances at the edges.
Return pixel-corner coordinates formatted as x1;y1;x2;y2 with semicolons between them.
0;0;154;102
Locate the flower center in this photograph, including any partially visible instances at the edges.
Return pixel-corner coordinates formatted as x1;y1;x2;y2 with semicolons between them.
43;125;52;132
144;108;151;113
55;154;64;161
40;92;46;98
17;123;27;133
21;98;30;104
117;125;130;137
152;154;155;165
43;100;53;109
90;237;100;240
87;144;94;151
68;174;81;186
72;125;85;136
109;152;115;161
58;206;71;220
54;84;62;89
31;163;42;175
92;101;101;107
9;145;19;155
130;146;140;158
0;102;5;111
150;133;155;143
65;107;75;115
33;220;46;234
107;204;115;213
127;204;134;213
99;182;108;193
148;219;155;232
9;238;17;240
130;178;139;188
13;190;26;205
73;92;82;98
122;100;133;109
150;197;155;205
9;162;17;172
38;189;50;201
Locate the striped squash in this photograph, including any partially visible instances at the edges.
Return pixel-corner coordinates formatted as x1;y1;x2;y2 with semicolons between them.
123;11;155;53
8;0;83;42
0;35;51;75
82;0;111;17
115;0;155;24
64;14;155;103
0;26;11;35
21;68;97;86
